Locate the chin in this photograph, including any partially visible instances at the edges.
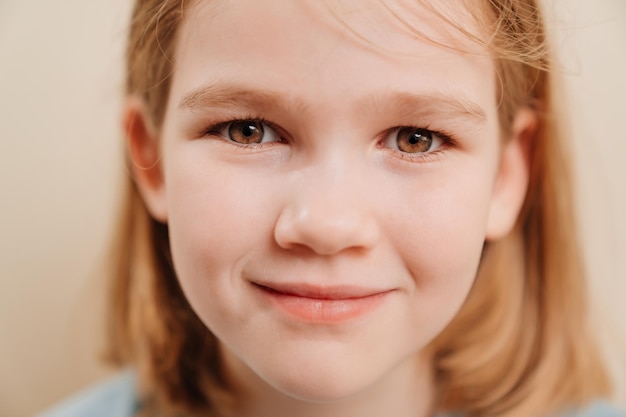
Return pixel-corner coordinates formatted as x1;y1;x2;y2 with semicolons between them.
251;349;385;404
266;372;369;404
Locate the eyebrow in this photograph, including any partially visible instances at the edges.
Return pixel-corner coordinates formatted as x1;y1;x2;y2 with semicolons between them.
180;82;309;115
179;82;487;124
362;91;487;124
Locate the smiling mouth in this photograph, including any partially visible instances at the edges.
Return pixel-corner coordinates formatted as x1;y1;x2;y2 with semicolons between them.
251;282;392;323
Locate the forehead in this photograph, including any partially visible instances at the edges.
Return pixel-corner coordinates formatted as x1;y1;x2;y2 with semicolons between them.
181;0;489;49
171;0;495;120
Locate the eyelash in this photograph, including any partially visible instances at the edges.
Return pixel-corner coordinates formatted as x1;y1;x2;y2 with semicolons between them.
378;125;458;164
201;117;458;162
202;116;286;150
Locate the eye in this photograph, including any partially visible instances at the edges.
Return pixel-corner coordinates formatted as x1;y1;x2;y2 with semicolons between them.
219;120;280;145
384;127;443;154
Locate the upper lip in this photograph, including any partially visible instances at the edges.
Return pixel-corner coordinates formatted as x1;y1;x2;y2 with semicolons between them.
251;281;392;300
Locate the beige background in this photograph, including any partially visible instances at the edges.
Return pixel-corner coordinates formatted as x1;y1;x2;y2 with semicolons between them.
1;1;625;416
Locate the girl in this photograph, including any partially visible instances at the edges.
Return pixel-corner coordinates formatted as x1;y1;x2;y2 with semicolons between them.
39;0;625;416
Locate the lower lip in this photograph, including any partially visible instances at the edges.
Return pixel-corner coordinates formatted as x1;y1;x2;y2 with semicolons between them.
253;285;391;323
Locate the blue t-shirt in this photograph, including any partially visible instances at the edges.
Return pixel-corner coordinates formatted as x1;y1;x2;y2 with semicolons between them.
36;371;138;417
36;371;625;417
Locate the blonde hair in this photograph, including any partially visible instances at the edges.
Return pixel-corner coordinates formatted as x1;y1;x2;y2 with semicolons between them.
106;1;611;416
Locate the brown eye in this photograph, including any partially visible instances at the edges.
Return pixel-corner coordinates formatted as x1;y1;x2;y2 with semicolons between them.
213;119;280;146
228;120;266;144
395;127;435;153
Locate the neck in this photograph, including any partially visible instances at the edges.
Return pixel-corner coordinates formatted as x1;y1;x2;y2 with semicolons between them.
220;349;436;417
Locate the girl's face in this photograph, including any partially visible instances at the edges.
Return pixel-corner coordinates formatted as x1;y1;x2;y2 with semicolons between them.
130;0;531;406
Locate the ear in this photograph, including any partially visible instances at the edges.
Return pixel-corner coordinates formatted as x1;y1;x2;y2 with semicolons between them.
123;96;168;222
485;107;537;241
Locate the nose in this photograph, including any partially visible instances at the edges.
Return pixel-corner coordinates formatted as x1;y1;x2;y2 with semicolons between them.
273;166;380;256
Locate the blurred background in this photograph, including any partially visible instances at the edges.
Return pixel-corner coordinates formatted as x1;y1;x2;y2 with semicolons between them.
0;1;625;416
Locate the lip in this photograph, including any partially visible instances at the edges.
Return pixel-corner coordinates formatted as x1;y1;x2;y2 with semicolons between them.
251;282;393;323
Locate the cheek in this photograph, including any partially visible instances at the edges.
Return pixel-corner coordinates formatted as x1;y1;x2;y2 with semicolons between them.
166;150;277;258
163;152;282;320
386;163;495;323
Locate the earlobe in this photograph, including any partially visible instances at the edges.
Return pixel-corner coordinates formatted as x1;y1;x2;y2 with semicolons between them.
486;107;537;241
123;96;168;222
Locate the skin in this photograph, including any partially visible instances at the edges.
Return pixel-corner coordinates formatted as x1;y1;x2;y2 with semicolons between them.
125;1;535;416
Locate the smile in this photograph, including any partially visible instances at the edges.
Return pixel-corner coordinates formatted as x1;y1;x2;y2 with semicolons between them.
251;282;393;324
